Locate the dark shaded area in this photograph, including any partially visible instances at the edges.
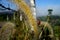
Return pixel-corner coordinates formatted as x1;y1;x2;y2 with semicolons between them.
0;12;14;21
40;28;52;40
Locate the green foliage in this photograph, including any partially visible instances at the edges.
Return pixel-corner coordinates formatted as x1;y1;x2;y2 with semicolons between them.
0;13;13;21
53;26;60;37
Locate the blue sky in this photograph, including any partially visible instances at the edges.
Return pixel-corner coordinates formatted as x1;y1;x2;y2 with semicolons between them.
0;0;60;17
35;0;60;17
0;0;17;10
